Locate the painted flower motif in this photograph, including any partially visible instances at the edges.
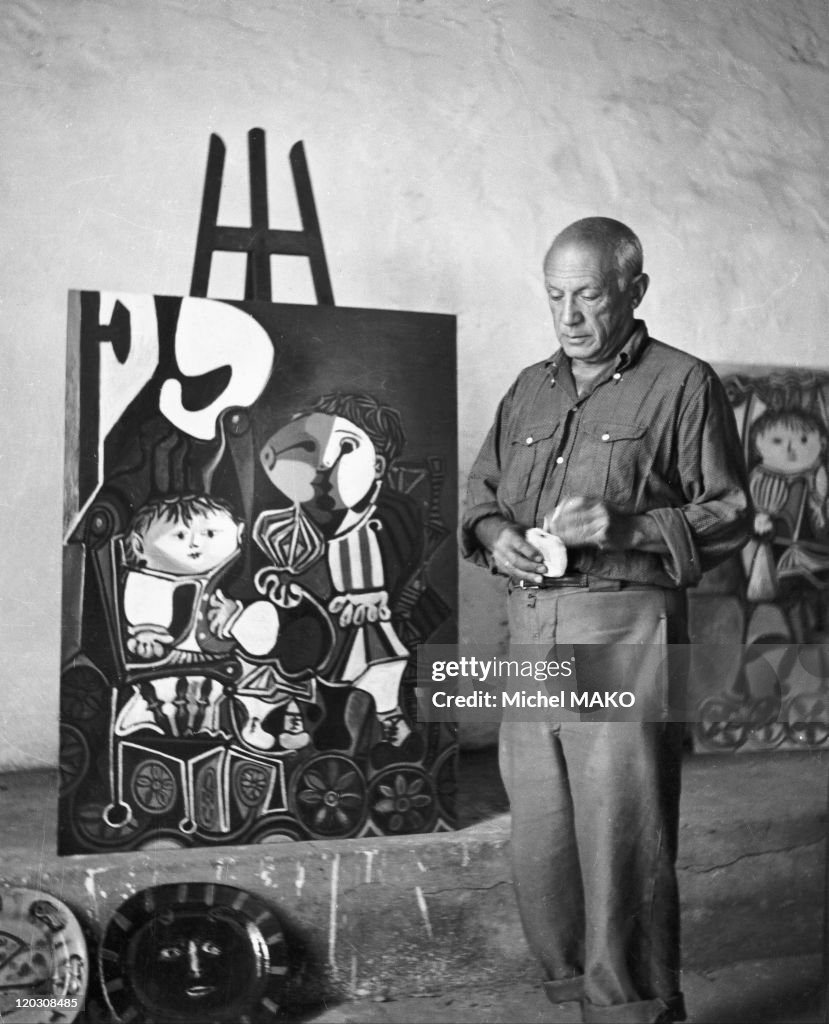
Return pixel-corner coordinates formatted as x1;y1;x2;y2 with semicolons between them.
372;769;433;834
233;763;272;807
132;760;177;813
294;756;366;837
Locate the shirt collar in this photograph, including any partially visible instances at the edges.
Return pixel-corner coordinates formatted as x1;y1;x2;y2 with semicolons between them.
545;319;650;372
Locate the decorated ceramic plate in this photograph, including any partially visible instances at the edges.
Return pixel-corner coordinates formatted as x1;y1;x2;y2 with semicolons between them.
99;883;288;1023
0;886;88;1023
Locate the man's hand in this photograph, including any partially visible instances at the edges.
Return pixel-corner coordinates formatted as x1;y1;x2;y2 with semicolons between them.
544;497;668;554
544;497;631;550
475;517;546;585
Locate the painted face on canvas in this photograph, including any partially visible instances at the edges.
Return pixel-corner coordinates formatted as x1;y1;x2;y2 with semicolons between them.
135;507;242;575
754;420;824;474
260;412;383;513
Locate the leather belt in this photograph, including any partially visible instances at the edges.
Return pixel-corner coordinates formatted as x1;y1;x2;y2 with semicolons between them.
509;574;623;591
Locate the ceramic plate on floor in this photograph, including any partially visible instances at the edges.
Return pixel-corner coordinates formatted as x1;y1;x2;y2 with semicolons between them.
99;883;288;1023
0;887;88;1023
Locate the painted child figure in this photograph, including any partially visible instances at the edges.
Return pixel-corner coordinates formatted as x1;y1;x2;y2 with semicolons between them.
256;393;419;754
743;408;829;607
117;494;280;738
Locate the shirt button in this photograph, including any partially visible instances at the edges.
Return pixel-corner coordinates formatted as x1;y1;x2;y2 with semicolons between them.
555;456;564;464
612;372;622;380
525;436;534;445
601;432;611;442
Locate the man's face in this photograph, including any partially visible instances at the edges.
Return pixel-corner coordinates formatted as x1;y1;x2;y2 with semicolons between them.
132;912;254;1016
137;507;242;575
260;412;382;513
544;239;642;364
755;422;824;474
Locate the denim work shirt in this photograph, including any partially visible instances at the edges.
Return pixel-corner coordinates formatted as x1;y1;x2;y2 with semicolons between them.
461;321;751;589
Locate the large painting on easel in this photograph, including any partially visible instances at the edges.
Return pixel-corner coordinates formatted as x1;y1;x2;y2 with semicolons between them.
689;364;829;752
59;292;457;853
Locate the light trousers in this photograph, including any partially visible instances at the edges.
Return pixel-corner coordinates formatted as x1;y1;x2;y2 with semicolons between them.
499;583;687;1023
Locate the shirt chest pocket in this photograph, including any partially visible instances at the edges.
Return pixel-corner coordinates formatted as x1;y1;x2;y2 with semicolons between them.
580;420;649;505
502;422;559;503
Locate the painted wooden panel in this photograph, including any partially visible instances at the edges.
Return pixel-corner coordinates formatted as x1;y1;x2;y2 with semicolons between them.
689;364;829;752
59;293;457;853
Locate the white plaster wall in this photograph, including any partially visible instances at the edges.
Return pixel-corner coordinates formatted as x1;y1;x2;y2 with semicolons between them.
0;0;826;768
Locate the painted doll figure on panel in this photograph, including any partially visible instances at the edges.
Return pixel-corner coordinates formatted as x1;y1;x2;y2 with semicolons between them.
255;393;422;762
742;408;829;616
116;493;281;739
123;494;280;664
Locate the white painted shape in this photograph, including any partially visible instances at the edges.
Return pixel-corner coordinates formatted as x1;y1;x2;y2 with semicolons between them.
98;291;159;453
159;298;274;441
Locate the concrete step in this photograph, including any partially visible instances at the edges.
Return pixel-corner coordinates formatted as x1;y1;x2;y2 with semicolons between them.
0;750;826;1011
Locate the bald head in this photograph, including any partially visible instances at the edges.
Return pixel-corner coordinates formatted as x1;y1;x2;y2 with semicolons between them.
544;217;643;289
542;217;649;365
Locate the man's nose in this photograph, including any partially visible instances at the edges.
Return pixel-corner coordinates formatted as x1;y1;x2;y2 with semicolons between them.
188;941;202;976
561;295;581;325
188;532;200;547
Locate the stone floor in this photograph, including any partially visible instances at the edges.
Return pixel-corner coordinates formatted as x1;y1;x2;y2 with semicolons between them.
287;954;825;1023
1;746;826;1023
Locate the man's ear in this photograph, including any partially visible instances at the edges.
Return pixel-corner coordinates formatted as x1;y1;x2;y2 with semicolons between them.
236;522;245;545
131;533;144;556
630;273;649;308
374;454;387;479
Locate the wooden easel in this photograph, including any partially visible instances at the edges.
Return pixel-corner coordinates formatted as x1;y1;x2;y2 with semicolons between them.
190;127;334;305
189;128;335;580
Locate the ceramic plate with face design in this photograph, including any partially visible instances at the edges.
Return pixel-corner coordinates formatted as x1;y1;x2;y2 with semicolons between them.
99;883;288;1023
0;887;89;1023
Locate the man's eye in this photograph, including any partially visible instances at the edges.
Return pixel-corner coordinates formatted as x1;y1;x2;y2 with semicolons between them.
340;439;357;455
205;530;216;538
176;530;187;539
201;941;222;956
581;292;600;300
159;947;182;960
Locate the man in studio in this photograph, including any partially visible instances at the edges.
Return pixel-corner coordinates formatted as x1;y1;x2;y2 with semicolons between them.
461;217;750;1023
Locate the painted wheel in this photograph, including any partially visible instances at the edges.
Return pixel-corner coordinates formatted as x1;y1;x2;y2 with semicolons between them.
432;745;459;825
232;761;273;809
786;693;829;747
73;801;142;849
61;664;109;724
59;724;90;797
745;695;786;749
138;835;188;850
131;759;178;814
694;697;750;751
748;719;788;749
290;753;367;839
369;765;437;835
250;816;307;844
